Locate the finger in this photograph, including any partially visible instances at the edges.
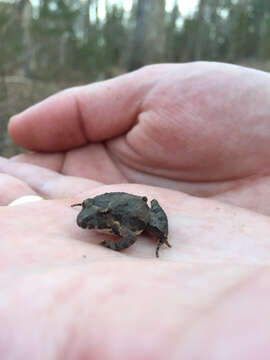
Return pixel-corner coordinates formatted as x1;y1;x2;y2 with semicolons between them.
0;157;102;198
0;173;37;205
8;68;152;152
11;152;64;172
11;144;128;184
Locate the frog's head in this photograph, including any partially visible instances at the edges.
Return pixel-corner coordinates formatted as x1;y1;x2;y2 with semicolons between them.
71;198;110;229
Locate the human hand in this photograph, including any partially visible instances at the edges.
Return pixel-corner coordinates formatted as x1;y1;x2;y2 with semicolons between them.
8;62;270;215
1;159;270;359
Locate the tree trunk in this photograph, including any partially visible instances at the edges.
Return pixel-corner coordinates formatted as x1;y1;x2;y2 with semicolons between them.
128;0;166;71
194;0;207;60
127;0;148;71
18;0;35;77
83;0;92;43
147;0;166;62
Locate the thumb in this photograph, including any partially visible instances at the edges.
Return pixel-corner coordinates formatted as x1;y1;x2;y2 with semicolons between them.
8;68;152;152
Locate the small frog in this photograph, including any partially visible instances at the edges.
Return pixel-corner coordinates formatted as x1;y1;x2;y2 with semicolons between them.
71;192;171;257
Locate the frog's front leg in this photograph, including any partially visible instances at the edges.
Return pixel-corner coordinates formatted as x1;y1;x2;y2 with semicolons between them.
100;222;137;252
146;199;171;257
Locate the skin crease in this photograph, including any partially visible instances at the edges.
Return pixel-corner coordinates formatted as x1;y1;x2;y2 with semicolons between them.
1;62;270;358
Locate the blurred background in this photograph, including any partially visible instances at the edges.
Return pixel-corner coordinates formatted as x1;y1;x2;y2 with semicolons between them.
0;0;269;155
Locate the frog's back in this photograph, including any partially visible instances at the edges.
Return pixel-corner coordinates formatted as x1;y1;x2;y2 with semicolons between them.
94;192;134;206
94;192;150;232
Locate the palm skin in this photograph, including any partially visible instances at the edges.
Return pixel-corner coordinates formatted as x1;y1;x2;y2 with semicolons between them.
1;169;270;360
1;62;270;359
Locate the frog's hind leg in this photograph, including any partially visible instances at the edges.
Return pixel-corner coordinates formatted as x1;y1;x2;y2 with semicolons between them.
146;199;171;257
100;228;137;252
155;238;172;258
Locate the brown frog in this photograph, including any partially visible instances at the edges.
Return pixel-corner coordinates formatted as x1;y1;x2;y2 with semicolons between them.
71;192;171;257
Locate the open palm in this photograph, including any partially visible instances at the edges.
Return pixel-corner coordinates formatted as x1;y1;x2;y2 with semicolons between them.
0;163;270;359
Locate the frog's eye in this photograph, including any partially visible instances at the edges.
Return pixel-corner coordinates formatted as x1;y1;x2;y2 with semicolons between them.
83;199;94;208
81;201;87;208
98;207;110;214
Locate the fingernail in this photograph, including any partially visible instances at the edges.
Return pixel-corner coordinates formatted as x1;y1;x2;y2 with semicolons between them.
9;195;44;206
